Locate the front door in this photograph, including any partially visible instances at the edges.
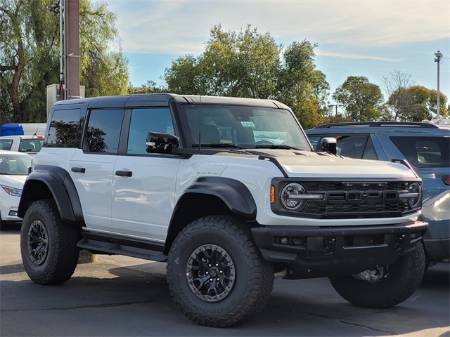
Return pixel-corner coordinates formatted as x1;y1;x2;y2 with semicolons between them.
111;107;183;241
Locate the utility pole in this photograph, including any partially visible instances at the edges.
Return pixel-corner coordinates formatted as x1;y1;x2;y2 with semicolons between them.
59;0;80;100
434;50;443;118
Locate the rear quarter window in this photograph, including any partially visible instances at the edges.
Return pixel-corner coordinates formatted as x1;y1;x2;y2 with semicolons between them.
391;136;450;168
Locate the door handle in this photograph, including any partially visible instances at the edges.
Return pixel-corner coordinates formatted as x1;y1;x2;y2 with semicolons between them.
71;167;86;173
115;170;132;177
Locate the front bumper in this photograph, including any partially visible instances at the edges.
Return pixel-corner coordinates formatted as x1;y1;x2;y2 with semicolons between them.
0;195;21;223
251;221;428;279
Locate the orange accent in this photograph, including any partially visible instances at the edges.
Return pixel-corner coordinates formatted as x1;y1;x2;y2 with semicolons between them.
270;185;276;203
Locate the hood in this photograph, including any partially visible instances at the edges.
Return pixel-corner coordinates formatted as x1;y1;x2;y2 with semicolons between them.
252;150;417;179
0;175;27;189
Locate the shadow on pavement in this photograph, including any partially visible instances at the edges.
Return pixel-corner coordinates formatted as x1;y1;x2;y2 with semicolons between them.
2;260;448;336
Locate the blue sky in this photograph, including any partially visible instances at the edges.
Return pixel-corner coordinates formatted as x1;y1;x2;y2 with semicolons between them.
108;0;450;103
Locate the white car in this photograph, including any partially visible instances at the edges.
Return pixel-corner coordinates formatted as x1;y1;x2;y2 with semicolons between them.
0;151;32;228
0;135;44;154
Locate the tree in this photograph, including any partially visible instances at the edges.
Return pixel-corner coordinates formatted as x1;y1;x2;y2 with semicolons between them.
0;0;60;123
0;0;128;123
128;80;166;94
383;70;413;120
333;76;383;121
388;85;448;121
165;25;329;128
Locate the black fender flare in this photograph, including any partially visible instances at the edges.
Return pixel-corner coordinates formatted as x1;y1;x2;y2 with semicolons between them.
176;176;257;219
18;165;84;225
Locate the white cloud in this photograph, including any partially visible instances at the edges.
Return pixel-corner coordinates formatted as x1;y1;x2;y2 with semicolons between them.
316;50;400;62
109;0;450;54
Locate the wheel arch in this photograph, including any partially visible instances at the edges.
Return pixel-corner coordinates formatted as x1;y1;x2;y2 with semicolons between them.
164;177;257;253
18;165;84;226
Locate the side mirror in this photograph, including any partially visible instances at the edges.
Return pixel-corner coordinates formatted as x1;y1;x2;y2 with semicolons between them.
146;132;179;154
318;137;337;155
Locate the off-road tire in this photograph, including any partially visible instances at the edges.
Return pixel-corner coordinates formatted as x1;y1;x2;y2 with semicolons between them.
329;243;426;308
20;199;80;285
167;215;274;327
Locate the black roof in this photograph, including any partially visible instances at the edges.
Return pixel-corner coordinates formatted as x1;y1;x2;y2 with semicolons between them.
53;93;290;110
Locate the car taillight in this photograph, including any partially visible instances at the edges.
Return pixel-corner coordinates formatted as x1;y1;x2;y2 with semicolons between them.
442;176;450;186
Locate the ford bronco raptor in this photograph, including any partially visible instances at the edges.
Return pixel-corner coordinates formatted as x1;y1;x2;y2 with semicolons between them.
19;94;427;327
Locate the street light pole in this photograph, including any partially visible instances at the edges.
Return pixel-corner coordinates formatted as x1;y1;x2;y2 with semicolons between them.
434;50;443;119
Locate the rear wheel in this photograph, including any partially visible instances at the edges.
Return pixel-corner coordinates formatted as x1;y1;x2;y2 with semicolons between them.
167;216;274;327
20;199;80;285
329;243;426;308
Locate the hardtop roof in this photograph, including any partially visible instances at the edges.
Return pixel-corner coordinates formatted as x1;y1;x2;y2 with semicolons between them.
53;93;290;110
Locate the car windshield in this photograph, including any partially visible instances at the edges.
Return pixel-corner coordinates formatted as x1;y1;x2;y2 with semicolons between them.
0;154;32;175
179;105;311;150
19;139;43;153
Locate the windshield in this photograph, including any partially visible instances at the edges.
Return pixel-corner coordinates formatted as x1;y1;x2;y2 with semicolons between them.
19;139;43;153
179;105;311;150
0;154;32;175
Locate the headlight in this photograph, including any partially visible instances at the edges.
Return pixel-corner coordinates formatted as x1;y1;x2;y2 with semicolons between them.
280;183;307;210
399;182;421;208
1;185;22;197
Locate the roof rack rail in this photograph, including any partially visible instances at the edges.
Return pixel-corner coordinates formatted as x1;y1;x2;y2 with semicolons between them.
316;122;439;129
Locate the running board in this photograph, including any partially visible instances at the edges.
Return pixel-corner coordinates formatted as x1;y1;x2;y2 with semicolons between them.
77;231;167;262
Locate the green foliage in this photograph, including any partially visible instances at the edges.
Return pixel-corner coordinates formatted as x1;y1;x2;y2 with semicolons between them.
0;0;128;123
79;0;128;97
164;25;329;128
128;80;166;94
386;85;448;121
333;76;383;121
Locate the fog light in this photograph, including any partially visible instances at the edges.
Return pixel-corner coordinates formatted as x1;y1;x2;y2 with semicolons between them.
8;210;18;216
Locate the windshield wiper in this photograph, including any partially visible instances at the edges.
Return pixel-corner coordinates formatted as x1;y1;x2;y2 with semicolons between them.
191;144;245;149
255;144;301;150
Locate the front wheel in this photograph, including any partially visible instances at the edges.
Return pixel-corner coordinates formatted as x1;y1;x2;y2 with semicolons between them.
20;199;80;285
167;216;274;327
329;243;426;308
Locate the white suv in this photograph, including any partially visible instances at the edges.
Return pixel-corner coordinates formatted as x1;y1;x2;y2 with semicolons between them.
18;94;427;327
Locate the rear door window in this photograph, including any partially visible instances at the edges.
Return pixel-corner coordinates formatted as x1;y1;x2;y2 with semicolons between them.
0;139;13;150
391;136;450;168
19;139;43;153
84;109;125;154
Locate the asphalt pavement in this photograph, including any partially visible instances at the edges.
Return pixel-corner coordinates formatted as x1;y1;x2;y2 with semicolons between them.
1;227;449;337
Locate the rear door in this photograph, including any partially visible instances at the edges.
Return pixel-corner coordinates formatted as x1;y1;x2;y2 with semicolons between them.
69;108;125;233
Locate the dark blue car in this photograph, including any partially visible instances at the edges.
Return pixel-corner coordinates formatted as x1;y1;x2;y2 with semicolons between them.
307;122;450;262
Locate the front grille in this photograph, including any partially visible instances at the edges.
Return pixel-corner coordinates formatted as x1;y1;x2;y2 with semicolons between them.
274;180;421;219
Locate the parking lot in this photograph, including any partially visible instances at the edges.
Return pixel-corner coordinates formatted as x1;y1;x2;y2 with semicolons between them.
1;227;449;337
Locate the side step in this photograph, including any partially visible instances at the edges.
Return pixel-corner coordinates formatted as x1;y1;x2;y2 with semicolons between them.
77;231;167;262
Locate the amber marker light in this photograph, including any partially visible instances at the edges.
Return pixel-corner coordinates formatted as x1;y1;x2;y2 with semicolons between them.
270;185;276;203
